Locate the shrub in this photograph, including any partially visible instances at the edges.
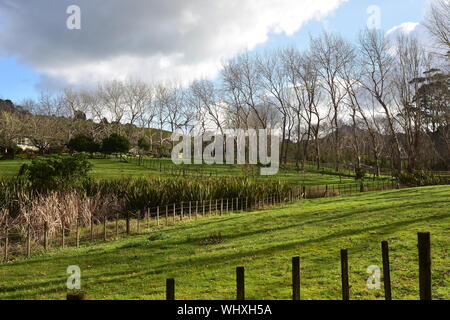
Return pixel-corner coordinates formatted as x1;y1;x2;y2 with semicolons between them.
27;153;92;191
355;167;366;180
138;138;151;152
396;170;447;187
67;134;100;154
101;133;130;155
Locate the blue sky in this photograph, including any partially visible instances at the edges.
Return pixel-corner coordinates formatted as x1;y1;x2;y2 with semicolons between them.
0;0;428;104
256;0;427;51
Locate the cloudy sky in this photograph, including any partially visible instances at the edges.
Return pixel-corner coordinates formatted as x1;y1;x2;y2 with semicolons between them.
0;0;430;103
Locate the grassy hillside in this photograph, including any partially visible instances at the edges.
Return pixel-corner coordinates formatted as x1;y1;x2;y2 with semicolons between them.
0;186;448;300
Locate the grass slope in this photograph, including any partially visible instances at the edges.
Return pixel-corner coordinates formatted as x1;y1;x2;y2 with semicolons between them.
0;186;448;300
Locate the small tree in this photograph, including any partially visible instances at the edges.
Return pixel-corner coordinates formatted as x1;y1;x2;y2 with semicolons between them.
137;137;151;164
67;134;100;154
101;133;130;156
27;153;92;191
138;137;151;152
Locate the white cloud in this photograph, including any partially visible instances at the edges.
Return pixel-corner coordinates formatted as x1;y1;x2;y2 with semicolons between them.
386;22;429;44
0;0;346;89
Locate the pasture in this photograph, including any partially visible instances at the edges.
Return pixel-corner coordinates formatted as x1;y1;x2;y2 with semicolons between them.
0;186;448;300
0;157;388;186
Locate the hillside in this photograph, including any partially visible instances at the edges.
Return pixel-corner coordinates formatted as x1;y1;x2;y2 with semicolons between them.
0;186;448;300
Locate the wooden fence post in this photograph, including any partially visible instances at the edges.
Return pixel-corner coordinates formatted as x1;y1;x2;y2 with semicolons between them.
61;223;65;249
236;266;245;300
76;216;80;248
67;291;87;300
157;206;160;226
90;214;94;241
189;201;192;220
44;221;49;250
195;201;199;220
3;223;8;262
340;249;350;300
165;205;169;225
381;241;392;300
103;215;107;241
126;212;130;235
418;232;432;300
27;224;31;258
173;203;176;223
137;211;141;233
166;278;175;300
292;257;300;300
115;213;119;239
209;200;212;216
181;202;184;221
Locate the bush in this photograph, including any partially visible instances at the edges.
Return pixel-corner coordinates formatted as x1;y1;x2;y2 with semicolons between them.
27;153;92;191
101;133;130;155
396;170;447;187
67;134;100;154
138;138;151;152
355;167;366;180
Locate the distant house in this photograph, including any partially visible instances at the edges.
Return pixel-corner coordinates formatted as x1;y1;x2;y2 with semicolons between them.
16;138;39;152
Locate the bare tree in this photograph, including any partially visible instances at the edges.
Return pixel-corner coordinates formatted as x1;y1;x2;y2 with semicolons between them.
189;79;226;135
310;32;354;171
98;80;126;124
0;111;23;158
257;50;290;163
424;0;450;52
392;34;428;171
358;29;402;173
123;79;151;125
222;53;267;129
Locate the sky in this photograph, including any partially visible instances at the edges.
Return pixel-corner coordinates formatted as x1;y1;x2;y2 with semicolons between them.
0;0;431;104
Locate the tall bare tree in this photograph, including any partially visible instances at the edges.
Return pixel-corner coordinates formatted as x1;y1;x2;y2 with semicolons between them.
310;32;354;171
358;29;402;173
424;0;450;53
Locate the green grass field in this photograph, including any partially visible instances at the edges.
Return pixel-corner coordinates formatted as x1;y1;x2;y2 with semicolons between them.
1;186;448;300
0;158;387;187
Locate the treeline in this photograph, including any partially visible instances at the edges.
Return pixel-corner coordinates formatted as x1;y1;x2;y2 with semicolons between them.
1;2;449;172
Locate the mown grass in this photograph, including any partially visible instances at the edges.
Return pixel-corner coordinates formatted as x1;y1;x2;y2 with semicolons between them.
0;186;448;300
